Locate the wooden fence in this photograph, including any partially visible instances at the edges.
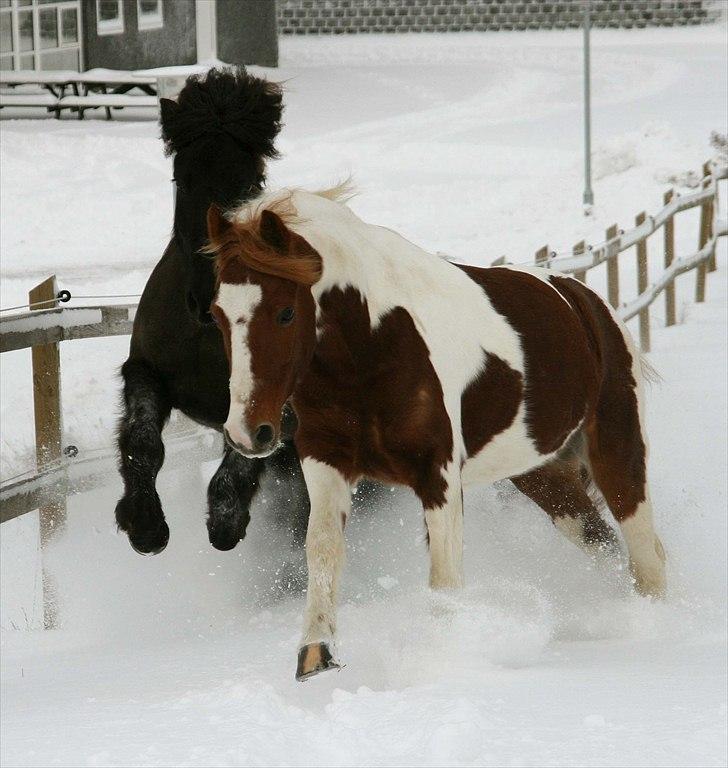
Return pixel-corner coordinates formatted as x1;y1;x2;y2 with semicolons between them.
523;161;727;352
0;159;726;626
0;283;220;627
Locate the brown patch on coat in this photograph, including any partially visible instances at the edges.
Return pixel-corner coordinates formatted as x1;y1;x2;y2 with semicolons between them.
458;266;599;455
293;287;454;510
548;275;647;521
461;351;523;458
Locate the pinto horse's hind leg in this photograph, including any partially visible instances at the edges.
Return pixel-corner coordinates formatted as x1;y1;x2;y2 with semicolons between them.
206;447;264;551
585;410;666;598
115;359;171;554
584;348;666;598
511;454;619;556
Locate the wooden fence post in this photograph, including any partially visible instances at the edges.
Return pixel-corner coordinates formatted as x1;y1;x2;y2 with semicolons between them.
573;240;586;283
706;161;717;274
606;224;620;309
535;245;549;267
29;276;66;629
663;189;676;327
635;212;650;351
696;162;712;301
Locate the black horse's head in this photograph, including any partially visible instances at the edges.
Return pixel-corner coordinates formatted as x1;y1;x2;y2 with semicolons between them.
160;67;283;325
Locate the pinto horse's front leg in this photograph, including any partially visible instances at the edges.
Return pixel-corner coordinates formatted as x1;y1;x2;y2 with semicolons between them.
296;457;351;681
424;467;464;590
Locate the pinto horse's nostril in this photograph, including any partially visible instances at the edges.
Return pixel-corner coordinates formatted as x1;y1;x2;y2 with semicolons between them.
254;423;275;449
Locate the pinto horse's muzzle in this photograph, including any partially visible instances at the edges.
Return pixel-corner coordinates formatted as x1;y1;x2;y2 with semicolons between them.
224;403;297;458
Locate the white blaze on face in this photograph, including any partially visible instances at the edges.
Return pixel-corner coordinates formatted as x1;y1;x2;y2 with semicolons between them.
216;281;263;450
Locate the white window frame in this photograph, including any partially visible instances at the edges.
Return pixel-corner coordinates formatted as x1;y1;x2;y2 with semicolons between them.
96;0;123;36
137;0;163;31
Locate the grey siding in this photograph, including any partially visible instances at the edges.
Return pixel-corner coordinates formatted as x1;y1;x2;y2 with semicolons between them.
216;0;278;68
82;0;197;70
277;0;722;35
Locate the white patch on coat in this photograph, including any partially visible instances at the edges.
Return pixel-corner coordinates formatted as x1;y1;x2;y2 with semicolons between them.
216;281;263;450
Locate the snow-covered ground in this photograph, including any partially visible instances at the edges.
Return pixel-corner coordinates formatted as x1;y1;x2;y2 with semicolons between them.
1;26;727;768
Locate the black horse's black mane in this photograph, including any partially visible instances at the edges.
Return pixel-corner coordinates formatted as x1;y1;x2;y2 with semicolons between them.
160;67;283;157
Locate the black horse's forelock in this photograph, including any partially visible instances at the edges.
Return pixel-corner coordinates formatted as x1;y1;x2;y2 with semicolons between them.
160;66;283;157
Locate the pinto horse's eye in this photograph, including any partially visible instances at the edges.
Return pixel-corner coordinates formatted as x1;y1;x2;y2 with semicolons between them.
277;307;295;326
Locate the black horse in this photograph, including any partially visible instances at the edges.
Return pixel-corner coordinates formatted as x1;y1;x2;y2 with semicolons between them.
115;68;309;555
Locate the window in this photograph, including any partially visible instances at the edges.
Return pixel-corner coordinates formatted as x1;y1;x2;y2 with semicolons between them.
0;1;82;72
137;0;162;31
38;6;57;49
60;6;77;45
96;0;123;35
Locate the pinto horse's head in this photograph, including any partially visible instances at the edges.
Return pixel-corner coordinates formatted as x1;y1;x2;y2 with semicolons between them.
206;203;321;457
160;68;283;325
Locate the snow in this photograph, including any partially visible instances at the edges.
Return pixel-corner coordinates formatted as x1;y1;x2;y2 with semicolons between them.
1;26;727;768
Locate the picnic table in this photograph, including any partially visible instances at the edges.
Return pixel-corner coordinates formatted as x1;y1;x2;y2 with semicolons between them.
0;69;158;119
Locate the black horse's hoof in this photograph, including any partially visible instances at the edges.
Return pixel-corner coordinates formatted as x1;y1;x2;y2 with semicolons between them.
115;494;169;555
295;643;340;681
128;520;169;555
207;517;247;551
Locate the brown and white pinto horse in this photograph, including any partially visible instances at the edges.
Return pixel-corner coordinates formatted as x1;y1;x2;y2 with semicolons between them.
206;186;667;681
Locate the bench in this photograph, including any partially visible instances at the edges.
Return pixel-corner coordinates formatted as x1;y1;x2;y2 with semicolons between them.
0;93;59;109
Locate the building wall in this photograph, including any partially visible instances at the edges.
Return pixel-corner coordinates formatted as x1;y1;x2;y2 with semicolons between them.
276;0;722;35
82;0;197;70
217;0;278;67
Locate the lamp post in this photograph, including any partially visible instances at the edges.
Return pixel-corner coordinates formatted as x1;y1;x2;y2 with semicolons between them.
583;0;594;212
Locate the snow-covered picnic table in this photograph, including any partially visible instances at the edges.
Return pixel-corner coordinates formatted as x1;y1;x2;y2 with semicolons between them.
0;68;158;119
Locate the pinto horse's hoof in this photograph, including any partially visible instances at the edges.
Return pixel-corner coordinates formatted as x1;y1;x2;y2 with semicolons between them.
295;643;340;681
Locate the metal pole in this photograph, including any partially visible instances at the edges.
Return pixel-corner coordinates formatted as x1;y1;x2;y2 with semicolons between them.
582;0;594;210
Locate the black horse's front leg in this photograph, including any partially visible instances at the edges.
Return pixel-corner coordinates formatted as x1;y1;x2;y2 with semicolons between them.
207;447;264;550
265;441;310;547
115;359;171;554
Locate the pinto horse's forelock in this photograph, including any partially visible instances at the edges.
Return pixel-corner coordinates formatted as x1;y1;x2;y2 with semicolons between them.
207;204;323;288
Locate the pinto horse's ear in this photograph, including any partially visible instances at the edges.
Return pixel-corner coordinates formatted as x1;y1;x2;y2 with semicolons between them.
259;209;291;252
259;210;323;285
207;205;233;248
